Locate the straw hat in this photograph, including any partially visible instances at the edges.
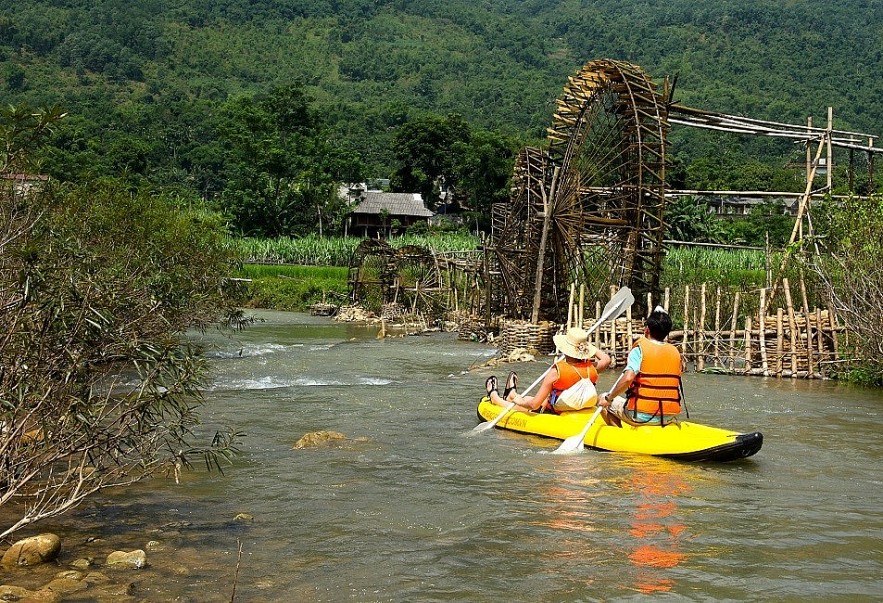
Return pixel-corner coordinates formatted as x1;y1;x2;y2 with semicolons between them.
553;327;598;360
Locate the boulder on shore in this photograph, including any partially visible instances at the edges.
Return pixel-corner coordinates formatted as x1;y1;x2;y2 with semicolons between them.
1;533;62;567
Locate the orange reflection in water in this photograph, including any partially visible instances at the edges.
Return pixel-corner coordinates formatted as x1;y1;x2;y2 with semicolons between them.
622;458;691;594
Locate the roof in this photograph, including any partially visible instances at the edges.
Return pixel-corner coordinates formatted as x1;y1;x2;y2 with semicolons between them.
352;192;433;218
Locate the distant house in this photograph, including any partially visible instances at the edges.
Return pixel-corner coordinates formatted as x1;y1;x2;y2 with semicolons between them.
346;191;434;237
707;195;799;217
1;173;50;197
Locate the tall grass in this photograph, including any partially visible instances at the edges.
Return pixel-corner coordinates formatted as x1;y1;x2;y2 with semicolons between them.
661;247;773;290
229;234;480;267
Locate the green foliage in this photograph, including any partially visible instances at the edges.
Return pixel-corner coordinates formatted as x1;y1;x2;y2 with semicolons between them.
0;177;243;536
812;194;883;384
217;84;364;236
664;196;726;242
237;264;350;311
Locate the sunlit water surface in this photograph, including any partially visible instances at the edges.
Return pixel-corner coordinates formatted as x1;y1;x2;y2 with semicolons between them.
4;310;882;601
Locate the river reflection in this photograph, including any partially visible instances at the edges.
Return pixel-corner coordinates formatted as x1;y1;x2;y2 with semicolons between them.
2;310;882;601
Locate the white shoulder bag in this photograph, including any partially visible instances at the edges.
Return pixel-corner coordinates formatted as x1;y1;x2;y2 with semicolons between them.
554;376;598;411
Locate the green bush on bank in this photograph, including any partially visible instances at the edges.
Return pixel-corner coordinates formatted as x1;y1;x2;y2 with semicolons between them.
236;264;350;311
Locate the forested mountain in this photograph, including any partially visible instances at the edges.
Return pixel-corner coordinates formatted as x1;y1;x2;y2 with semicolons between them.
2;0;881;233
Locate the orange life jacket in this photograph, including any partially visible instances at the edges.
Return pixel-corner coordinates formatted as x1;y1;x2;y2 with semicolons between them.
626;337;682;422
543;358;598;414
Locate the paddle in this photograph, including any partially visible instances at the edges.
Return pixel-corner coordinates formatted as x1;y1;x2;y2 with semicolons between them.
550;404;604;454
472;286;634;434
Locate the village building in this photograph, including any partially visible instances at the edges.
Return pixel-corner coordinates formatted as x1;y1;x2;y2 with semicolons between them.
342;186;434;237
1;173;50;198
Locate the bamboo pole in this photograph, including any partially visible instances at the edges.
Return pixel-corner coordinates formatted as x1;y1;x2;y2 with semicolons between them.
729;292;741;372
783;278;799;376
578;283;585;328
682;285;691;360
798;272;813;374
815;307;825;377
744;315;753;374
566;282;575;329
698;283;707;371
664;287;670;312
759;288;769;375
826;301;840;361
646;292;652;317
827;107;834;192
776;307;784;376
626;306;633;346
714;286;722;366
595;301;601;350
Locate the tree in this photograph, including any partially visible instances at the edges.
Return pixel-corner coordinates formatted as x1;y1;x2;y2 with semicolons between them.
391;113;471;208
0;111;243;538
664;195;725;243
810;194;883;384
453;129;516;230
218;84;364;236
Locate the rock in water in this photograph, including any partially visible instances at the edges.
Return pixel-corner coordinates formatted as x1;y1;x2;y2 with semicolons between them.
293;430;347;449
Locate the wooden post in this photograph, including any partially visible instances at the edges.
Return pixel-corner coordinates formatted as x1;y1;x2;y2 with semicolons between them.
827;107;834;192
646;292;652;317
744;315;753;374
728;291;740;372
664;287;670;312
783;278;799;376
578;283;585;328
776;307;784;376
682;285;691;360
626;306;633;346
610;305;618;366
714;286;722;366
815;307;825;377
798;272;813;375
595;301;602;350
530;167;559;323
758;288;769;376
698;283;707;372
566;282;575;329
826;301;840;362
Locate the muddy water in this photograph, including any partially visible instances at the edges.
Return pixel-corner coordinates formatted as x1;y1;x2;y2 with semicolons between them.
2;310;882;601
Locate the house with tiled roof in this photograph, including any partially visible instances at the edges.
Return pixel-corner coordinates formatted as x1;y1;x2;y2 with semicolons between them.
345;191;434;237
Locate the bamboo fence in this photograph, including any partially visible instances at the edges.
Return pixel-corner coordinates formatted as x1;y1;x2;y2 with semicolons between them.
489;279;844;379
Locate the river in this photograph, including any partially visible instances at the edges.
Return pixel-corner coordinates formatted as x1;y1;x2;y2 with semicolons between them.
3;310;882;601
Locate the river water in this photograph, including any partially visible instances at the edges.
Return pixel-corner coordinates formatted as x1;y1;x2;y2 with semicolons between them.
4;310;882;601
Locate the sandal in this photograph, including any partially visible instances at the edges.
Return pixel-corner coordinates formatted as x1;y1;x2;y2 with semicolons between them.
503;371;518;398
485;376;498;395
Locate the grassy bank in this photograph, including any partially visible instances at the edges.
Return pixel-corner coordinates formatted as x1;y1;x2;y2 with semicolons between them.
235;264;350;311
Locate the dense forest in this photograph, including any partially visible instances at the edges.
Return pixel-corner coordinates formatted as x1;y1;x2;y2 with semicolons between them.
2;0;882;236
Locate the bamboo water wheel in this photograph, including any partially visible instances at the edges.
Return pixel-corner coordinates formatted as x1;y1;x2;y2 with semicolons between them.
488;58;669;322
348;239;448;319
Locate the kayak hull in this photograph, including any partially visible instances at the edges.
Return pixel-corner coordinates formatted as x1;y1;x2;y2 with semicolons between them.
476;398;762;462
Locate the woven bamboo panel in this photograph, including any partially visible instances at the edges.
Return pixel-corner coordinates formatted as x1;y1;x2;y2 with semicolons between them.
497;320;557;357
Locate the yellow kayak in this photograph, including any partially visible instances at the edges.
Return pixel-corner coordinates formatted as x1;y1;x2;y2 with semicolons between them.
477;397;762;462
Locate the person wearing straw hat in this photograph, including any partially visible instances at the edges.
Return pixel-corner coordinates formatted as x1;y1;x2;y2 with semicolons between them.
486;326;611;413
597;306;683;426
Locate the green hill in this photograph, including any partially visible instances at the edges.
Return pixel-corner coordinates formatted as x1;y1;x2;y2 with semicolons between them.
2;0;881;203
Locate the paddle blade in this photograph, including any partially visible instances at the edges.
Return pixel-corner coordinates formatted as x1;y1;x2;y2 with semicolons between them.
471;401;516;433
551;433;586;455
550;406;603;454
